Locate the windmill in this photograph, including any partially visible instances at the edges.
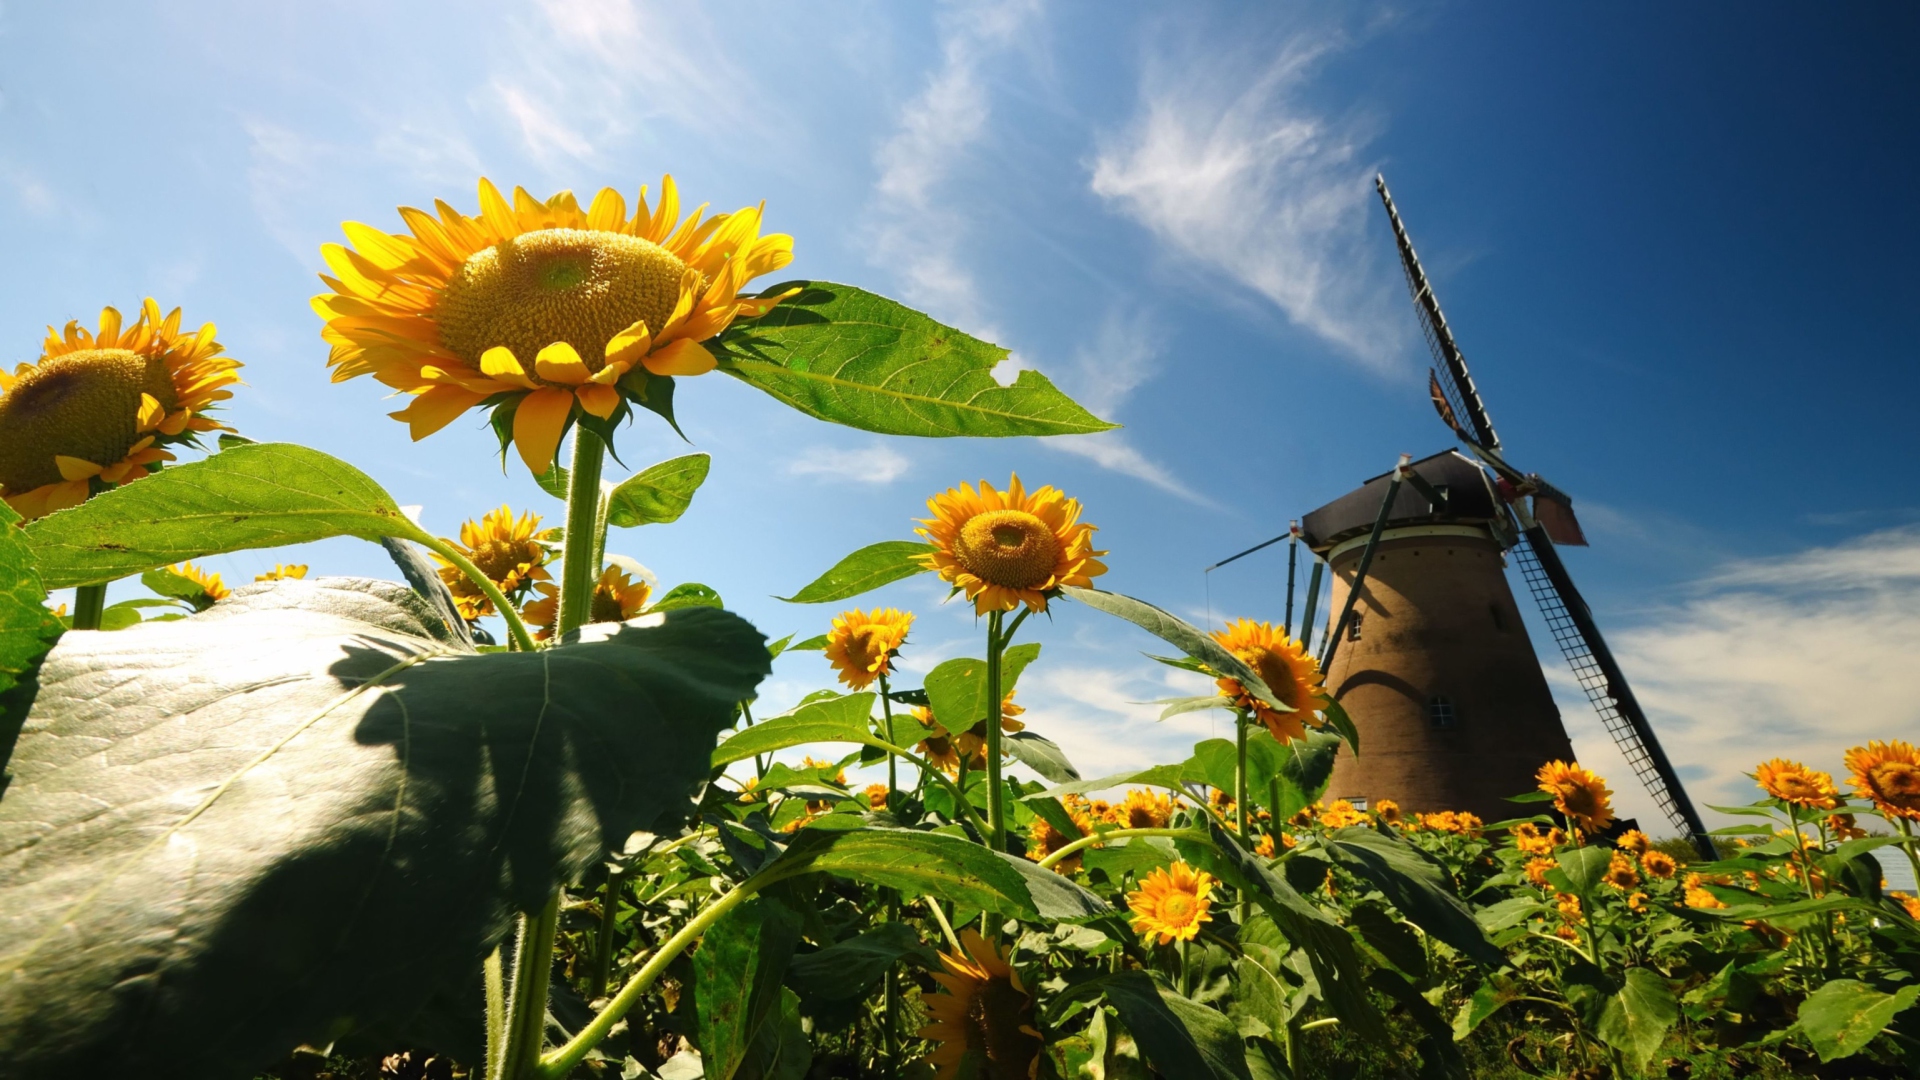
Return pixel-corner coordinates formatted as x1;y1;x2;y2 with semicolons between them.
1361;174;1713;855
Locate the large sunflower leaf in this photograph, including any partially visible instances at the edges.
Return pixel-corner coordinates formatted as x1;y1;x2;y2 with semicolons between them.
713;693;880;766
1058;586;1284;713
1319;827;1503;968
23;443;427;589
778;541;934;604
783;826;1110;921
1087;971;1253;1080
696;894;803;1080
0;579;770;1078
715;282;1115;437
0;503;63;785
606;453;711;528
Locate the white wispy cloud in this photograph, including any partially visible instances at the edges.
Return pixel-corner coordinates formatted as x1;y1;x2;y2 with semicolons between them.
867;0;1040;335
1560;526;1920;835
1089;22;1404;368
488;0;770;169
788;443;913;485
1017;662;1223;781
1045;307;1213;504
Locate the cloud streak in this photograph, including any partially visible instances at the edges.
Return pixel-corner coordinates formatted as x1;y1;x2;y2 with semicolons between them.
1090;23;1404;368
1560;526;1920;834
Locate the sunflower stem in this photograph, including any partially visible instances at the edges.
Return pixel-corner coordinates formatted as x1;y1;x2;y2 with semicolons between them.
589;864;630;1002
1235;710;1250;925
984;610;1007;851
925;896;965;953
483;946;506;1080
540;866;792;1079
415;536;536;652
879;671;898;800
556;428;607;639
71;583;107;631
497;889;561;1080
1897;818;1920;893
1035;828;1209;871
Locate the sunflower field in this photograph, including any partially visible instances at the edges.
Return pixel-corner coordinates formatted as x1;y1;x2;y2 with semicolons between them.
2;178;1918;1080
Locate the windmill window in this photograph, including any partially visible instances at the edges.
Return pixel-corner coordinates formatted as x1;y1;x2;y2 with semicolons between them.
1348;613;1364;641
1349;797;1369;811
1429;696;1457;729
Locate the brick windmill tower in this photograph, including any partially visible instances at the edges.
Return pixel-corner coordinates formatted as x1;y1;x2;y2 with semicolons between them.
1293;178;1711;852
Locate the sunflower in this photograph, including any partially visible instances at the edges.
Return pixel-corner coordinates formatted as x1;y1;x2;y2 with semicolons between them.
1109;788;1175;830
918;930;1042;1080
864;783;890;811
315;177;794;474
1128;862;1215;946
1373;799;1403;826
0;300;239;519
168;561;229;611
949;693;1028;770
824;607;913;690
913;707;962;773
1255;833;1277;858
256;564;309;582
1626;891;1649;914
1556;892;1584;927
431;505;552;620
522;564;652;640
1208;619;1328;742
1755;758;1840;810
1844;740;1920;822
1684;873;1728;910
1319;800;1368;829
916;474;1107;614
1536;760;1615;834
1512;823;1563;856
1641;850;1678;880
1616;829;1651;856
1826;813;1867;841
1026;805;1094;874
1603;851;1640;891
1525;857;1556;888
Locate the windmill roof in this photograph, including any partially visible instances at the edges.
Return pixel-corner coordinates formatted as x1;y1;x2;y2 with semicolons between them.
1301;449;1504;551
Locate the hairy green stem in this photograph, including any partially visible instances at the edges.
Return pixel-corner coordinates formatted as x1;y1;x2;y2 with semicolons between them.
925;896;964;953
539;868;792;1079
483;946;506;1079
414;535;536;652
984;609;1007;850
1036;827;1208;871
497;890;561;1080
589;865;630;1002
879;671;898;800
1236;710;1250;924
555;429;607;638
71;582;107;630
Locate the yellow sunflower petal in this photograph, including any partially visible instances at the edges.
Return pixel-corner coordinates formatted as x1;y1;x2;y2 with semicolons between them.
512;387;576;474
390;384;489;440
480;346;539;389
641;337;716;377
533;342;593;385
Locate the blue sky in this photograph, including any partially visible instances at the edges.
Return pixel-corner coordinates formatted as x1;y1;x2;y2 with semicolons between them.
4;2;1918;842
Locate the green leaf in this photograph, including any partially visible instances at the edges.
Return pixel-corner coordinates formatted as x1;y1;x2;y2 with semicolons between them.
787;827;1110;921
1453;976;1521;1041
606;453;711;528
24;444;426;588
0;505;62;709
716;281;1116;437
1058;586;1283;712
1274;729;1342;818
1796;979;1920;1062
714;694;878;766
1369;969;1468;1080
1092;971;1252;1080
1556;846;1614;895
0;579;771;1076
533;459;570;500
1320;827;1502;968
696;894;803;1080
779;541;935;605
922;643;1041;731
735;986;810;1080
1321;698;1360;754
1158;695;1231;721
1006;731;1080;783
1596;968;1680;1071
788;634;829;651
1182;820;1383;1040
785;922;937;1011
650;582;725;613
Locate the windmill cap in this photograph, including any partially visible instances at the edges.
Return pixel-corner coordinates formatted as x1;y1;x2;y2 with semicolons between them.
1300;449;1503;552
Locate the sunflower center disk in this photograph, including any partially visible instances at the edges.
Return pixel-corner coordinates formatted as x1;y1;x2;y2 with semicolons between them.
954;509;1059;590
0;349;174;492
437;228;693;378
1161;894;1196;921
968;980;1039;1080
472;537;535;581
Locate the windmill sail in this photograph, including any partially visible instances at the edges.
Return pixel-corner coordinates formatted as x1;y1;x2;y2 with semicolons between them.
1375;174;1713;854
